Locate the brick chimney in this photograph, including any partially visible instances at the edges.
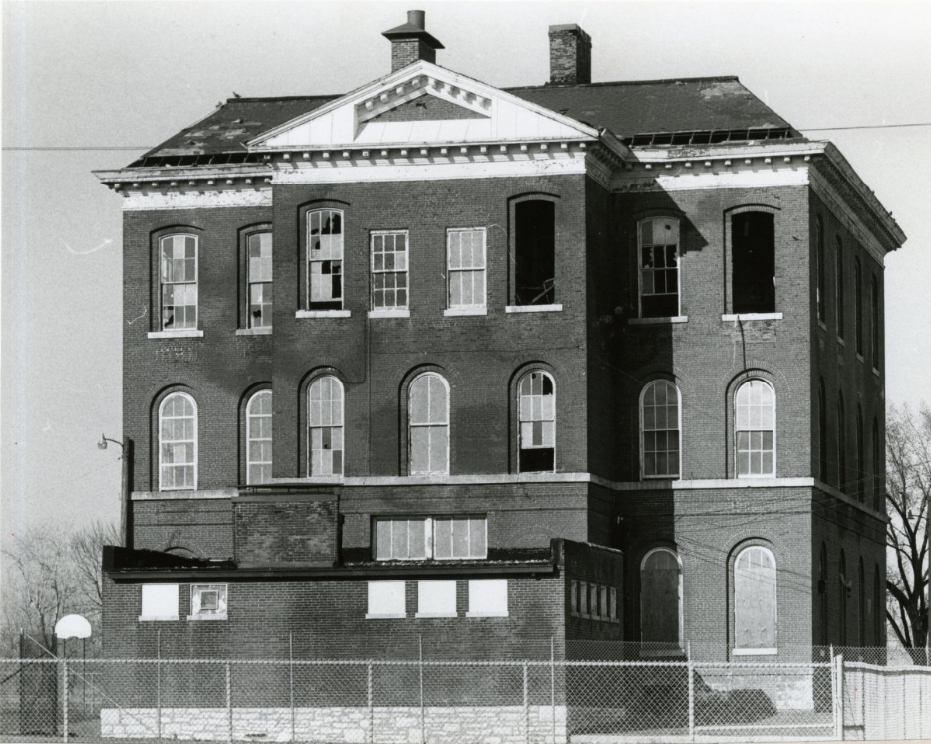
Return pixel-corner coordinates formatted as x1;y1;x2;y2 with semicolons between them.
548;24;592;85
382;10;445;72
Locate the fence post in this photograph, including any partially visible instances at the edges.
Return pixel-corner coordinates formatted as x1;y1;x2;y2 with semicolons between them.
419;636;425;744
156;631;162;739
523;661;529;744
836;653;845;740
368;662;374;744
289;634;295;742
687;658;695;742
62;657;68;744
226;661;232;744
550;637;556;744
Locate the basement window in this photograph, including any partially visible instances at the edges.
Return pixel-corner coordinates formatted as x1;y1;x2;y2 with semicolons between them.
514;200;556;306
188;584;228;620
731;212;775;314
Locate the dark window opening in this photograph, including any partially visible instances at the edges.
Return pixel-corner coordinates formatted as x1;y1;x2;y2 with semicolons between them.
871;276;880;371
732;212;775;313
515;201;556;305
819;542;828;645
818;380;828;482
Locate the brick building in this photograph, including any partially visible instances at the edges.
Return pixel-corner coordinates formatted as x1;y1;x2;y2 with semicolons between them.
96;9;903;687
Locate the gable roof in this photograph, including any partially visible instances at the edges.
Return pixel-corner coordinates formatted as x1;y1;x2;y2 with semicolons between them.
129;74;797;167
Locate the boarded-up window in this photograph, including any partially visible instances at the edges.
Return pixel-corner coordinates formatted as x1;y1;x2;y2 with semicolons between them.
734;546;776;650
641;548;681;645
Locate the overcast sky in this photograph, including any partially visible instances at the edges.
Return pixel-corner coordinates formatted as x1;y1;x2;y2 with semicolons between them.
3;1;930;541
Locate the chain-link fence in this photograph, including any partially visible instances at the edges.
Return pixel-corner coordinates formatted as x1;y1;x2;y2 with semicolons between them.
1;649;928;743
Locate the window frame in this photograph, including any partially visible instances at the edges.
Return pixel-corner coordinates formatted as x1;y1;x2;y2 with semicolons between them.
373;515;487;561
637;217;682;319
856;405;865;504
415;580;458;618
818;378;828;483
734;379;776;478
816;216;826;324
857;558;866;647
870;274;881;372
835;236;845;341
733;545;777;655
371;229;409;312
819;542;829;645
140;584;180;622
839;550;848;646
640;380;682;480
466;579;508;617
511;196;557;307
307;375;345;477
837;391;847;493
446;227;487;311
188;584;228;621
854;256;863;355
408;372;450;476
158;391;197;491
306;209;345;311
244;229;273;329
245;389;273;485
517;370;556;473
872;417;882;512
366;581;406;619
728;208;776;315
158;233;199;331
640;547;684;650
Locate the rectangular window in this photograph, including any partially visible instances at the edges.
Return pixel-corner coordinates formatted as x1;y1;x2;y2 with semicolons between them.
467;579;508;617
854;258;863;354
140;584;179;621
871;276;880;371
247;232;273;328
160;235;197;330
514;200;555;305
366;581;406;618
447;228;486;309
189;584;228;620
416;580;457;617
639;218;680;318
570;580;579;615
732;212;775;314
374;516;486;561
371;231;409;310
835;238;845;340
308;210;343;310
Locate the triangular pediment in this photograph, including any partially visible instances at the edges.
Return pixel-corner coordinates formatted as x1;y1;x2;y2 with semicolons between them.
248;61;598;150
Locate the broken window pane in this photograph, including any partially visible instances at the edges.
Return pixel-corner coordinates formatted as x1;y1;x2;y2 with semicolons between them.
306;211;343;310
732;211;775;313
159;392;196;490
518;371;555;472
308;376;344;476
639;218;680;318
160;235;198;329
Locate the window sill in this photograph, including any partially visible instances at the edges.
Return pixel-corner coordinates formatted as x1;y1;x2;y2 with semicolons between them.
139;616;179;622
296;310;351;319
148;330;203;339
629;316;688;325
837;337;845;346
733;648;777;656
414;613;458;619
736;473;775;479
368;309;410;319
365;613;406;620
505;304;562;314
466;611;508;618
856;353;864;363
872;367;881;377
186;614;228;621
818;320;827;331
236;327;272;336
642;475;681;481
444;307;487;317
721;313;782;322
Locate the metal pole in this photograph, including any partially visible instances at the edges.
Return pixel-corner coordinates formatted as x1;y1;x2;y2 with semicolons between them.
289;633;295;742
368;662;374;744
837;653;845;741
550;637;556;744
523;661;529;744
62;657;68;744
226;661;233;744
419;636;425;744
687;658;695;742
121;437;134;549
157;630;162;739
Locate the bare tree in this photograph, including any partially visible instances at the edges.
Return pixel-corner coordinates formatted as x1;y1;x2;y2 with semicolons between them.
885;403;930;656
70;520;121;616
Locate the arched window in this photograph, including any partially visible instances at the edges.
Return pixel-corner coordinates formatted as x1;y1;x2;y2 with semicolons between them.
818;379;828;483
409;373;449;475
735;379;775;477
731;211;775;314
641;381;681;479
307;209;344;310
835;237;845;340
854;257;863;354
819;542;829;645
870;275;880;371
734;545;777;652
308;376;344;476
638;217;680;318
872;417;882;512
816;216;825;323
246;230;273;328
873;564;882;646
839;550;848;646
159;234;198;330
858;558;866;647
518;371;555;472
856;406;865;503
246;390;272;485
513;200;556;306
837;392;847;493
640;548;682;648
159;392;196;490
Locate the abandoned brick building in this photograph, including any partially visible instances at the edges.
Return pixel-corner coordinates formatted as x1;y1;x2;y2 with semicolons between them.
96;10;903;684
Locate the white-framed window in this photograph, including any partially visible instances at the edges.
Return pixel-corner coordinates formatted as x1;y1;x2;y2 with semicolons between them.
641;381;681;479
246;390;272;485
734;546;777;653
160;234;197;330
518;370;555;473
409;373;449;475
638;217;680;318
374;516;486;561
140;584;180;621
416;580;457;618
640;548;683;647
371;230;408;310
467;579;508;617
735;379;775;477
159;392;196;490
366;580;406;619
247;231;273;328
447;228;486;310
189;584;228;620
308;209;343;310
308;376;344;476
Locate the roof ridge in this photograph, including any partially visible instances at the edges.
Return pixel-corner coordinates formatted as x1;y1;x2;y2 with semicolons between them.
504;75;741;90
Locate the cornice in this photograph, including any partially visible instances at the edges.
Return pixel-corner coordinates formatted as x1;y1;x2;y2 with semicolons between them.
809;167;887;265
